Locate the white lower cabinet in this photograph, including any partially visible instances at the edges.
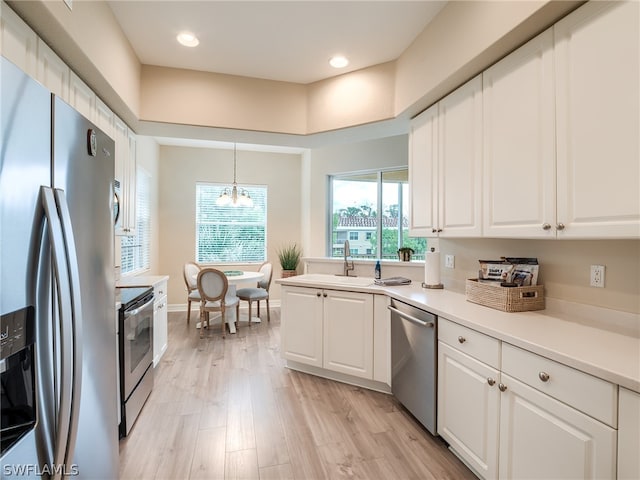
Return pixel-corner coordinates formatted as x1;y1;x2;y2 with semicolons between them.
281;286;375;381
438;317;618;480
152;279;168;367
438;341;500;479
618;388;640;480
498;373;616;480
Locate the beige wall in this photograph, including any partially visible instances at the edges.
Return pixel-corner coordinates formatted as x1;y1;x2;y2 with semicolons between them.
8;0;581;136
305;135;409;257
158;145;302;306
439;238;640;314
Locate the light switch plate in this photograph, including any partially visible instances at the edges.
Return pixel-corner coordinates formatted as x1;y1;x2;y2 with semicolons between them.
445;254;455;269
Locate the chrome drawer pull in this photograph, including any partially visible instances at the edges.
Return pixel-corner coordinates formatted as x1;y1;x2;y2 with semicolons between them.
487;378;495;386
538;372;550;382
457;336;466;344
498;383;507;392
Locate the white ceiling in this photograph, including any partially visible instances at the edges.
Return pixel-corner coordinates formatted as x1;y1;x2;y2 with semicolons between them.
107;1;447;85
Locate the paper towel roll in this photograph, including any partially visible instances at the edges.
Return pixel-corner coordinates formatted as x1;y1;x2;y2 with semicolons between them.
424;251;441;287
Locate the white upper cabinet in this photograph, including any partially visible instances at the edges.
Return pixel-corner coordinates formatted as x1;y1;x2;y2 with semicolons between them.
483;29;556;238
0;5;37;77
554;0;640;238
409;104;438;236
95;97;115;140
409;75;483;237
438;75;483;237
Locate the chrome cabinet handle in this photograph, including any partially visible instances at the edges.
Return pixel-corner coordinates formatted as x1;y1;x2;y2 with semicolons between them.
498;383;507;392
323;293;327;298
542;223;551;230
556;223;565;231
487;378;495;386
316;292;321;297
538;372;550;382
458;336;466;344
432;228;438;233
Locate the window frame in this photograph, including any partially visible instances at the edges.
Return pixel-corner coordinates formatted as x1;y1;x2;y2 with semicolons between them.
195;182;268;264
327;167;414;260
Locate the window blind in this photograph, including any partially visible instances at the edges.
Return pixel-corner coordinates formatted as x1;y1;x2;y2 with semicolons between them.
195;183;267;263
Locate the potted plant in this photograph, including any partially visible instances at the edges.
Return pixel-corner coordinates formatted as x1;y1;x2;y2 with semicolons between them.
277;243;302;277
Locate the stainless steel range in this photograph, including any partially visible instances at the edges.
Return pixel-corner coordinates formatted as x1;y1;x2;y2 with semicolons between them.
117;286;154;437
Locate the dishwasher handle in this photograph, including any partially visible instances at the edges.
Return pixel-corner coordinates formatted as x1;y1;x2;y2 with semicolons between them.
388;305;435;328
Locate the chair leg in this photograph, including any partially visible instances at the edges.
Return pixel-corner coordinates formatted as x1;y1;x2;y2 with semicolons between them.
221;309;226;338
236;303;239;328
248;301;252;326
266;298;270;322
257;300;261;318
199;310;204;338
187;299;191;324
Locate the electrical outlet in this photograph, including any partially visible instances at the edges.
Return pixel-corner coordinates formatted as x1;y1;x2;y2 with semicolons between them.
590;265;605;288
445;254;455;269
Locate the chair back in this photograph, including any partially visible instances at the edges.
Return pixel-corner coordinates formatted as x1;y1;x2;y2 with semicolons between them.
197;268;229;303
258;262;273;290
183;262;200;291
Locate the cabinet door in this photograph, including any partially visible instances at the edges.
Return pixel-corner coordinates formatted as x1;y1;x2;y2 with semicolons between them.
555;1;640;238
36;39;69;101
323;290;373;379
372;294;390;386
408;104;438;237
95;97;115;139
281;287;323;368
438;75;483;237
483;29;556;238
498;374;616;480
438;342;500;480
618;387;640;480
153;296;167;367
126;130;137;235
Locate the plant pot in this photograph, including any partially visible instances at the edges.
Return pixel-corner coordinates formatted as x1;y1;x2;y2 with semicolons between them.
281;270;297;278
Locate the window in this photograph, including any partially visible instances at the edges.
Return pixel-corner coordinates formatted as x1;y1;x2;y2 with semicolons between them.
196;183;267;263
329;168;427;260
121;168;151;274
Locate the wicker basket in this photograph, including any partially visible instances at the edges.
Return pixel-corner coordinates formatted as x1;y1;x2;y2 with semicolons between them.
465;279;545;312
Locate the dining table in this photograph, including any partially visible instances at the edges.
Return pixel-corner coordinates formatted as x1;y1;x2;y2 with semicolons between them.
194;269;264;334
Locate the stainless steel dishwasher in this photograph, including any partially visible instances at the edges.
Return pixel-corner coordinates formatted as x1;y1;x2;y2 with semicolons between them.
389;298;438;435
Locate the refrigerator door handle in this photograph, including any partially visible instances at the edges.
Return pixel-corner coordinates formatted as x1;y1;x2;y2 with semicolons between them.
41;187;74;480
53;188;84;471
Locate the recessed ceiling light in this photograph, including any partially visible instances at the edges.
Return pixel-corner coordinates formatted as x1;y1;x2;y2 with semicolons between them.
177;32;199;47
329;55;349;69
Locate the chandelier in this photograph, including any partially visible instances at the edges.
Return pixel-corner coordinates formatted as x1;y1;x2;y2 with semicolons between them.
216;143;253;207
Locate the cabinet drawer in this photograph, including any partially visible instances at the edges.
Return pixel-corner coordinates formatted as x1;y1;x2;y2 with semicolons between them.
502;343;617;427
153;280;168;301
438;318;500;368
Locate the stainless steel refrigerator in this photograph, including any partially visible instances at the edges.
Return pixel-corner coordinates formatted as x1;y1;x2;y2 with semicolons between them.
1;56;118;478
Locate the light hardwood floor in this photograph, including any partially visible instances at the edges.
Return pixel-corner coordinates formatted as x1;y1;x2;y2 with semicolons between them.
118;308;476;480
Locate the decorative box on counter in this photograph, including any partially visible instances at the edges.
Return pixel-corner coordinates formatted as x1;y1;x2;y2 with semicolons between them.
465;279;545;312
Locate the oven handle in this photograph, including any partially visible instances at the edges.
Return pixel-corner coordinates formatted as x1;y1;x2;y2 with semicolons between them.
388;305;434;328
125;297;154;317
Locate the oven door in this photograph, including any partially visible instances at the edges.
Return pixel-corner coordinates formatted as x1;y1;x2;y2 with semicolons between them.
121;297;154;401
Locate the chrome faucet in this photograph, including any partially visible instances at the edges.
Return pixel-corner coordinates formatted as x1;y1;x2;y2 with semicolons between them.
342;240;356;277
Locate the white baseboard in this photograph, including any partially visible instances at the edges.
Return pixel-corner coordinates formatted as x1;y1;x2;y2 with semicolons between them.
168;300;281;313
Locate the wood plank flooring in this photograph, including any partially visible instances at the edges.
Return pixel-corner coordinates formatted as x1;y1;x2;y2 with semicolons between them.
118;309;476;480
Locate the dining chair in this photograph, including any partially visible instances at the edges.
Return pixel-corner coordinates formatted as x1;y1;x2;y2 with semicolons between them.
236;262;272;325
196;268;239;339
183;262;201;324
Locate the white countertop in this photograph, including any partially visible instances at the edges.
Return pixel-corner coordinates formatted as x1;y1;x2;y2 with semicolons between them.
277;274;640;393
117;275;169;288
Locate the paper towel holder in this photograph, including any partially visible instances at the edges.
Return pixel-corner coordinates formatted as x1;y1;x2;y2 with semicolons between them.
422;247;444;289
